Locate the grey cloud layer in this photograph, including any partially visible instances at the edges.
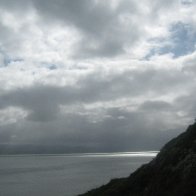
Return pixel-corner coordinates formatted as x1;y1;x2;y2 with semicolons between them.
0;0;196;152
0;0;166;59
0;0;193;61
32;0;140;58
0;67;189;118
0;104;184;151
0;66;193;150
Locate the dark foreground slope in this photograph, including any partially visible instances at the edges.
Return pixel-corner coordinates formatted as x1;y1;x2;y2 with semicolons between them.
79;123;196;196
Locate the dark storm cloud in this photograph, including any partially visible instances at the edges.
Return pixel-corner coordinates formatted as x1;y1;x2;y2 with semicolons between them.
95;107;183;150
0;61;191;151
0;128;12;143
0;66;191;151
0;67;189;122
0;105;183;151
31;0;142;58
139;101;172;111
175;92;196;118
32;0;114;35
0;0;31;10
0;0;142;60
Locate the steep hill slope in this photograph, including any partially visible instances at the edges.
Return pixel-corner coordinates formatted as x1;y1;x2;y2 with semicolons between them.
79;123;196;196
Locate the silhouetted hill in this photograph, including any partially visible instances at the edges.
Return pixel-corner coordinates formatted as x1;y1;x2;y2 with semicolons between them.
79;123;196;196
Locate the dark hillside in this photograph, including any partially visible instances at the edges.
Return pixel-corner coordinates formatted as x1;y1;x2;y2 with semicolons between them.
79;123;196;196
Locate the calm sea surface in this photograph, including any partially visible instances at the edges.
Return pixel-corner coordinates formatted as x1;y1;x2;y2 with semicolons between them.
0;152;157;196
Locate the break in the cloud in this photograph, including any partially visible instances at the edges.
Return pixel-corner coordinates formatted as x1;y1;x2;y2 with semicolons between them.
0;0;196;152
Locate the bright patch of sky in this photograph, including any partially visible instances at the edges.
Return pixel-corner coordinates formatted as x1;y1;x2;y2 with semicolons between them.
163;22;196;57
145;22;196;59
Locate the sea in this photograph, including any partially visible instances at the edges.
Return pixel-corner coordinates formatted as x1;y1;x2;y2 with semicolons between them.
0;152;157;196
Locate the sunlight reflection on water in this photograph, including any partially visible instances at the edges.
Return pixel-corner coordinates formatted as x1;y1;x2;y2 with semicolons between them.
0;152;157;196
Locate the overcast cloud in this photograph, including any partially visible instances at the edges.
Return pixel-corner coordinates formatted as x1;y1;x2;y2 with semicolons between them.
0;0;196;152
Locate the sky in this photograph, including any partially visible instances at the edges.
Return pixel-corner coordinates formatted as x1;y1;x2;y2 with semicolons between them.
0;0;196;152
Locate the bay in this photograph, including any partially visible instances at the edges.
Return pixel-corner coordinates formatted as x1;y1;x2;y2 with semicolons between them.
0;152;157;196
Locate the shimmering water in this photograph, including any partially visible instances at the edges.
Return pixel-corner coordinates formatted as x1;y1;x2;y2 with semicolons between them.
0;152;157;196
